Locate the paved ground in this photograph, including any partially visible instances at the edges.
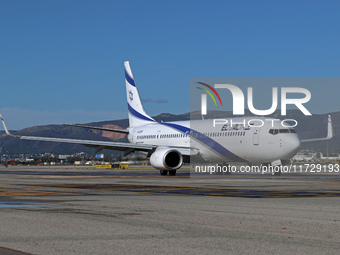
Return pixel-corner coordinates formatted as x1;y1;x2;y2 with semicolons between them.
0;165;339;255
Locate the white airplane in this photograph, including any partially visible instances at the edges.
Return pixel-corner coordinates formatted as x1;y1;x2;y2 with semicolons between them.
320;153;340;161
0;61;334;176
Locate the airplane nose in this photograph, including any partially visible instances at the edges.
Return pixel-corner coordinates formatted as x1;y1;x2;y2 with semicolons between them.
285;135;301;158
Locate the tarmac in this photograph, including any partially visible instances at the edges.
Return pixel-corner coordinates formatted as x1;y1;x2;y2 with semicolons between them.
0;165;339;255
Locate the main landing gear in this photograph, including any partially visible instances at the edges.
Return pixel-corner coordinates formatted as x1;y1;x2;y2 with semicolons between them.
160;170;177;176
216;163;231;175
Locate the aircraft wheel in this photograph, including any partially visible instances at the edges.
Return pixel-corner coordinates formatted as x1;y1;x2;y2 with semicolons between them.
216;163;231;175
273;169;281;176
216;164;223;175
168;170;177;176
224;164;231;175
160;170;168;175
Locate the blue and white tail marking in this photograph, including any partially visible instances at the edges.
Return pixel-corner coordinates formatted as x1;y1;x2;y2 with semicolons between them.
124;61;156;127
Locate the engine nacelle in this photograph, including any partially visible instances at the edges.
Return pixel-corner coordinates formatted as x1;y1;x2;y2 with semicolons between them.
150;148;183;170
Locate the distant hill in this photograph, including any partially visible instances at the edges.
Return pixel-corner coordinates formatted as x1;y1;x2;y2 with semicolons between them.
0;110;339;155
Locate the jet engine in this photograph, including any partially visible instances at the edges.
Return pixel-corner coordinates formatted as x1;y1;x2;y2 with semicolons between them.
150;147;183;170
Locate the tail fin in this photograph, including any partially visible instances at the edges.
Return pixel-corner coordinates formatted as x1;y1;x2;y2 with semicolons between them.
124;61;156;127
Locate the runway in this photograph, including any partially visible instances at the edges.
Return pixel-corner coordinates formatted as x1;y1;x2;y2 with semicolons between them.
0;165;339;254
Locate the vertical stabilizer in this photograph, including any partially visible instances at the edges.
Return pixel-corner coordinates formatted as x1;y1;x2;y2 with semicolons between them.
124;61;156;127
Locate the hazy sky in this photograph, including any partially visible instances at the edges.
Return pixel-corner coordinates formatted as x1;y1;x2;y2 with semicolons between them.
1;0;340;129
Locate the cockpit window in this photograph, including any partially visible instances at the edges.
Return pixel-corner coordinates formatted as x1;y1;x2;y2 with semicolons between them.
269;129;278;135
279;129;290;133
269;128;296;135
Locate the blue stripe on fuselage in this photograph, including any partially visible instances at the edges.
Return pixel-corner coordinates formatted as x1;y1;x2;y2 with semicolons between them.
160;122;241;161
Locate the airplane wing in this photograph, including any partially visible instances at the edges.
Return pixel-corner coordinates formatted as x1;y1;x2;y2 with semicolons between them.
63;124;129;134
0;113;198;156
301;115;333;142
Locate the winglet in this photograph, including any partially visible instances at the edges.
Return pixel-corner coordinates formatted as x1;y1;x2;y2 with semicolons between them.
0;113;20;138
301;115;333;142
326;115;333;139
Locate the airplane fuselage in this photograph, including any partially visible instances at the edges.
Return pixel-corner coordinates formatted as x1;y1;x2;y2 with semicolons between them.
128;117;301;164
